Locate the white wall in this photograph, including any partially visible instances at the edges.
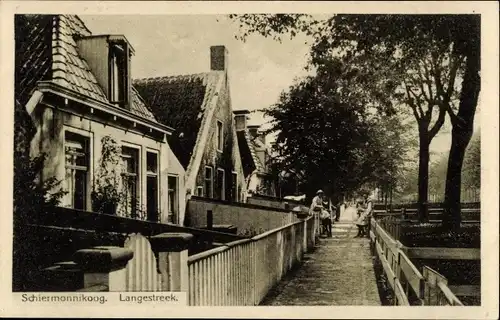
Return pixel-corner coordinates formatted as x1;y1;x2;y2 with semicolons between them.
30;104;179;224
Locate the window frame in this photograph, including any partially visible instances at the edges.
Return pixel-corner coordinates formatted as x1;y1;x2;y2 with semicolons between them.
196;186;204;197
231;171;238;202
146;150;160;222
120;144;141;218
216;120;224;152
167;174;179;224
108;42;130;108
63;129;92;211
204;166;214;198
217;168;225;201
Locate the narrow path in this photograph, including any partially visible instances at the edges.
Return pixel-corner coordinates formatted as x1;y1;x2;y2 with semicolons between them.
261;207;381;306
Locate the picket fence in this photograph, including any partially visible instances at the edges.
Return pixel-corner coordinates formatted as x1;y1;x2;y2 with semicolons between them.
70;215;318;305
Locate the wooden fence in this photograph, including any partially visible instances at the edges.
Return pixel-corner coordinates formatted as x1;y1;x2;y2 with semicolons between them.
43;215;318;305
370;218;480;305
187;216;317;305
13;206;246;292
373;202;480;222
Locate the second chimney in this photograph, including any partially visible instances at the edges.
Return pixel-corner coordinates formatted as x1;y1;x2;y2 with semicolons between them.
210;45;228;71
233;110;250;131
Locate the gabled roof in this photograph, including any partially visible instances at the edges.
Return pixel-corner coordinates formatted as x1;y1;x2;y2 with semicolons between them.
15;14;156;123
134;72;225;170
236;130;265;178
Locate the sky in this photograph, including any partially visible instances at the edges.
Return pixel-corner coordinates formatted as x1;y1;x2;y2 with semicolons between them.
82;15;313;128
81;15;481;158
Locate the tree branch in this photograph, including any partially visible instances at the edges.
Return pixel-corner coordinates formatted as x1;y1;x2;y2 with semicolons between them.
404;79;426;119
416;65;431;105
421;56;434;102
404;80;421;121
428;105;446;139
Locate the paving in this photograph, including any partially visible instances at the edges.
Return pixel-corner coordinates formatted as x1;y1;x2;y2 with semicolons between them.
261;207;382;306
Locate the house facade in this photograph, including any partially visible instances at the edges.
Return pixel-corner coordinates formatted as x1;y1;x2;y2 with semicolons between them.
234;110;279;198
15;15;185;224
134;46;247;211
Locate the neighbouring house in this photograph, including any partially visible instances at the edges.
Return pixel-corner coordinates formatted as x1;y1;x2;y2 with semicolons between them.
134;45;247;210
234;110;278;198
15;14;186;224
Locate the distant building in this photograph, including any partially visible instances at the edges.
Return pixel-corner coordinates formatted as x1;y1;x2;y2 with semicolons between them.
15;15;185;224
134;46;247;206
233;110;278;198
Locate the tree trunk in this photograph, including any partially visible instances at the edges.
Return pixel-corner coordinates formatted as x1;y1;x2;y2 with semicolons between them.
418;132;430;222
442;129;472;230
442;41;480;231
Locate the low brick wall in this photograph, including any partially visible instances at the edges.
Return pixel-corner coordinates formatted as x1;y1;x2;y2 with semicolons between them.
186;196;297;236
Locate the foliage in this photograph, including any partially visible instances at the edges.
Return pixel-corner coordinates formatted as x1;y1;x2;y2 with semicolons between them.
13;153;67;220
91;136;123;214
462;132;480;190
230;14;480;227
262;61;412;201
395;131;480;203
229;14;319;43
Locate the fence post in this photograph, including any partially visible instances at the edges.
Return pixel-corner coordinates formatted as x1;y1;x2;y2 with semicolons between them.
73;246;133;291
150;232;194;292
207;210;213;230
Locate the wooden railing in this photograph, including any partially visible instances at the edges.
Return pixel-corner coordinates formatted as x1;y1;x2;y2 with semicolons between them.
370;218;478;305
187;216;317;306
373;202;480;222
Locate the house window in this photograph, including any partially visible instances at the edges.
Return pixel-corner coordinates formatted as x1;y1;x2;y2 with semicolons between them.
109;43;128;107
168;175;179;224
146;151;159;222
205;166;213;198
231;172;238;202
64;132;89;210
196;186;203;197
216;120;223;151
216;168;225;200
121;146;139;218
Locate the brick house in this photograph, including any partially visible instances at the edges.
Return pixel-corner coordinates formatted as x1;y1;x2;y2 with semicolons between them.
134;46;247;206
233;110;278;197
15;14;185;224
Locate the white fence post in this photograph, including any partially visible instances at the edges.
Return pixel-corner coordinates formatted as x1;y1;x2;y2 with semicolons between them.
73;246;133;291
150;232;193;292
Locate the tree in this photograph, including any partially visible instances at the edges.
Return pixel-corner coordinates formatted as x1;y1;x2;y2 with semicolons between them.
230;14;480;228
461;132;480;195
261;57;410;203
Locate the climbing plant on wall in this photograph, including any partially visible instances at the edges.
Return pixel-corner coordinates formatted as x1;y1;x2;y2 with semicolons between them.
91;135;122;215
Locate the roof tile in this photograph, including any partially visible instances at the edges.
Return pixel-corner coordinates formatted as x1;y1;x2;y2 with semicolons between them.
16;14;159;124
134;71;224;169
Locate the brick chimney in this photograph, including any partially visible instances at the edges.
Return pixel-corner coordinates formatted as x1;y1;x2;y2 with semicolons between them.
233;110;250;131
210;45;228;71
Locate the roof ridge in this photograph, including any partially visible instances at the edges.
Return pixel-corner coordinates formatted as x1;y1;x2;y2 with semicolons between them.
133;71;224;84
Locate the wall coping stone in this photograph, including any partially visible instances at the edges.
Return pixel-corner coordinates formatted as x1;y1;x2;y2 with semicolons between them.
149;232;194;252
73;246;133;272
189;195;290;213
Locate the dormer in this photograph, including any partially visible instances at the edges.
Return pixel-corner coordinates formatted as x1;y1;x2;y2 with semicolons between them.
76;35;135;109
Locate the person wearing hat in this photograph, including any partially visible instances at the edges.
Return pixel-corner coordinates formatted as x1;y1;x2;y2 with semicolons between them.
310;190;328;236
310;190;325;215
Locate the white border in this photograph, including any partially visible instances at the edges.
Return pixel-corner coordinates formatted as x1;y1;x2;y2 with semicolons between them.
1;1;498;319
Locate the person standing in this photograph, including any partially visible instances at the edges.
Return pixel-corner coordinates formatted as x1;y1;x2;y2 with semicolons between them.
310;190;325;235
354;195;374;238
363;195;375;237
